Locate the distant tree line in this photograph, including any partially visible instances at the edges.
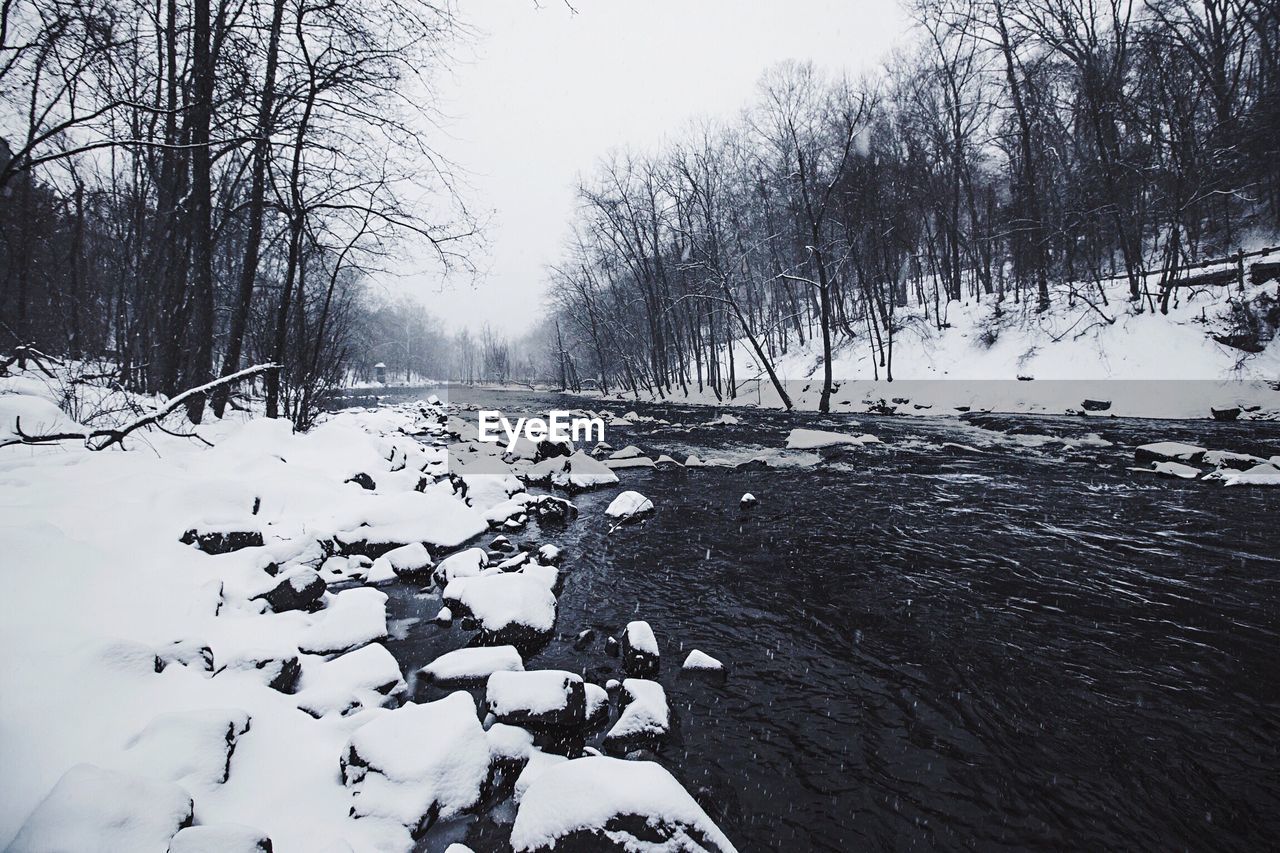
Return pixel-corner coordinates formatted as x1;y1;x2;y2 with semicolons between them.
0;0;474;426
545;0;1279;408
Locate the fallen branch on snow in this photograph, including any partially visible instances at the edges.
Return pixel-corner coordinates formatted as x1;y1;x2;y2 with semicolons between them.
1;363;280;451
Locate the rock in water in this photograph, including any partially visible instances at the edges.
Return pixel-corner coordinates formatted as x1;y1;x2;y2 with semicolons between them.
256;567;326;612
509;756;735;853
621;620;659;677
740;493;757;508
1081;399;1111;412
341;692;490;834
421;646;524;687
533;437;573;462
1211;406;1241;421
442;573;558;645
604;491;654;522
372;542;434;582
1134;441;1207;465
345;472;377;490
294;643;405;718
486;669;586;729
682;649;724;672
6;764;194;853
604;678;670;753
168;824;273;853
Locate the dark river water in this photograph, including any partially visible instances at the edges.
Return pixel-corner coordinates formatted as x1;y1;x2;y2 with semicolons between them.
332;386;1280;852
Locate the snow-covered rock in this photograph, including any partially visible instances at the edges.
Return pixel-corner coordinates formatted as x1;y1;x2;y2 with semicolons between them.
486;670;586;729
6;764;194;853
584;682;610;723
513;751;569;803
256;566;326;612
605;490;654;521
785;428;865;450
655;454;682;466
1202;450;1268;470
370;542;434;582
706;413;740;426
122;708;251;787
682;649;724;672
443;573;558;643
298;587;388;655
295;642;405;718
604;456;657;470
1222;462;1280;486
621;619;659;676
510;756;735;852
608;445;645;460
1148;461;1201;479
215;647;301;693
527;450;619;492
740;493;757;508
535;543;562;565
168;824;272;853
434;547;490;585
605;678;670;751
486;722;537;768
1134;441;1207;464
421;645;524;686
180;523;264;555
342;692;491;834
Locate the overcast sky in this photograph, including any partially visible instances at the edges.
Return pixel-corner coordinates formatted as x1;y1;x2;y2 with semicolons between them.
390;0;909;336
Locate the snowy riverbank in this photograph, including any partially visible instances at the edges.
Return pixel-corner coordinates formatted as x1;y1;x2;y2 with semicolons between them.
0;372;735;852
572;275;1280;420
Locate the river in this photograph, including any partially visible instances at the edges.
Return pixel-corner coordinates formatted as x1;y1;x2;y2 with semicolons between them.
332;385;1280;852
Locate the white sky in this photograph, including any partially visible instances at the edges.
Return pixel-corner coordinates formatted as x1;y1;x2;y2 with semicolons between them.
388;0;909;335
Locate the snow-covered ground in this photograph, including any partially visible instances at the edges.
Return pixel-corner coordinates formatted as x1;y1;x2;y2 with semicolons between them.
0;368;737;852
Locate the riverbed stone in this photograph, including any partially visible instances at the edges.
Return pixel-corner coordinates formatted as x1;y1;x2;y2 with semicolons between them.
256;567;326;612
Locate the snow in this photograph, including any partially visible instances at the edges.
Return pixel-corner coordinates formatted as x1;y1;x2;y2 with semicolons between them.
785;428;866;450
513;750;568;803
486;670;585;727
605;490;655;520
0;395;517;852
442;573;558;639
1135;441;1207;463
342;692;490;831
485;723;536;765
526;450;619;491
122;708;251;787
298;588;389;655
683;649;724;671
625;620;659;656
368;542;433;582
294;643;405;718
168;823;272;853
1146;461;1201;479
605;678;670;747
510;757;736;852
420;646;524;685
5;764;194;853
433;547;490;585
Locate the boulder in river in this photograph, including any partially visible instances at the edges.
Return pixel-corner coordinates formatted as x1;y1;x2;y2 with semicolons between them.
420;645;524;687
256;567;326;613
341;692;490;835
297;587;389;655
295;642;405;718
374;542;435;582
486;669;586;729
533;437;573;463
442;572;558;645
1134;441;1207;465
682;649;724;673
621;620;659;677
740;493;757;508
1211;406;1241;421
604;491;654;522
509;756;735;853
604;678;670;753
1081;399;1112;412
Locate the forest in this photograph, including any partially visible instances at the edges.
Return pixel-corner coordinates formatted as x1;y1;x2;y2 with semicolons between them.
542;0;1279;409
2;0;1278;422
0;0;479;425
